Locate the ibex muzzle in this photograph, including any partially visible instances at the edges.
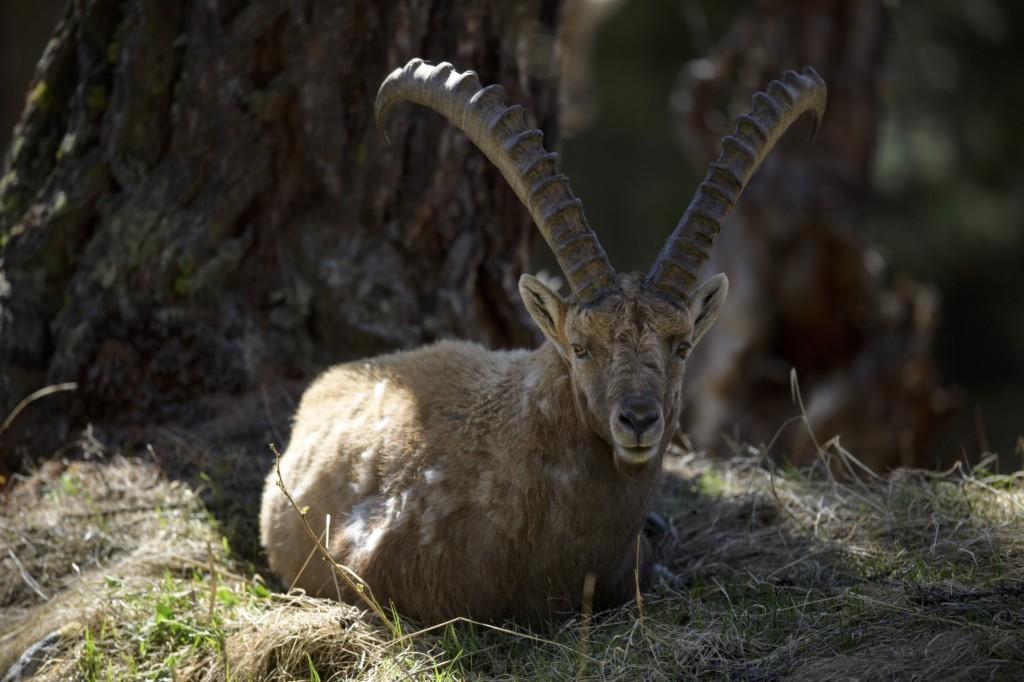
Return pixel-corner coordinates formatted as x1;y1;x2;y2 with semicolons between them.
614;394;663;461
260;58;826;624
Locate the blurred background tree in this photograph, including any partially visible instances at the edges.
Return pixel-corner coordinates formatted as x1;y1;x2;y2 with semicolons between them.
2;0;1021;471
667;0;949;471
555;0;1022;468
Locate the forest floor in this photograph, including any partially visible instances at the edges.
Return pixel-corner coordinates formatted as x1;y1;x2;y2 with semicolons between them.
1;429;1023;680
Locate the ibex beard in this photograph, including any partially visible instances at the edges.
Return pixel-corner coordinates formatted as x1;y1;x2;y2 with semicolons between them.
260;58;826;626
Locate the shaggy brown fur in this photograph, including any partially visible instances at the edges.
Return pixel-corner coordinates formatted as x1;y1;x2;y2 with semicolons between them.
259;273;726;624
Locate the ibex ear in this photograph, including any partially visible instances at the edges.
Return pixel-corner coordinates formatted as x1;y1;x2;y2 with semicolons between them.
519;274;567;347
689;273;729;346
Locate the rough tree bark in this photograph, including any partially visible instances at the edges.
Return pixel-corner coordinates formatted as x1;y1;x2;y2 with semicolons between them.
0;0;566;468
675;0;951;469
0;1;67;155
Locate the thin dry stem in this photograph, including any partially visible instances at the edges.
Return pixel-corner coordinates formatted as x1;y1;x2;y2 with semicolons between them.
270;443;391;627
0;382;78;438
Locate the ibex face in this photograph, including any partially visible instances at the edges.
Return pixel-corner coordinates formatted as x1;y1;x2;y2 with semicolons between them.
520;271;727;469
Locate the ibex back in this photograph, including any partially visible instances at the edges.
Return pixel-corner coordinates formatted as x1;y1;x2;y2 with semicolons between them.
260;58;826;625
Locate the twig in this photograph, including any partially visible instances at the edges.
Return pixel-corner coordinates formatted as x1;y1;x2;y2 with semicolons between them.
633;534;645;626
271;443;391;627
289;527;327;593
261;384;286;447
914;582;1024;605
0;382;78;438
326;513;344;602
388;615;598;663
577;572;596;680
6;548;49;601
206;539;217;626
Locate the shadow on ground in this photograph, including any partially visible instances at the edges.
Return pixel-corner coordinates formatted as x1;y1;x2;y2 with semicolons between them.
1;411;1022;679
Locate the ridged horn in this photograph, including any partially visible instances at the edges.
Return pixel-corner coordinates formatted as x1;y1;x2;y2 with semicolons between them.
647;66;827;301
376;58;615;302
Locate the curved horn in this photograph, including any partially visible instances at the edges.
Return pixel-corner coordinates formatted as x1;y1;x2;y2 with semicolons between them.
647;66;827;301
376;58;615;302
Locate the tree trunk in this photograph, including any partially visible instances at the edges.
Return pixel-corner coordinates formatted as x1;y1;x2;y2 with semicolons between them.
0;0;563;467
675;0;951;469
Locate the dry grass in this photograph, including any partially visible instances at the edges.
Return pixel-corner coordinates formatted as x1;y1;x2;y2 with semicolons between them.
1;430;1022;680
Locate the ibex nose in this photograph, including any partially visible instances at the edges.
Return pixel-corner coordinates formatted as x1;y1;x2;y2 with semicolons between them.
617;395;660;438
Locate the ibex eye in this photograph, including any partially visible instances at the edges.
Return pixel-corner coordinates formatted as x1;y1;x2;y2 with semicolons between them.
572;344;589;359
676;341;692;359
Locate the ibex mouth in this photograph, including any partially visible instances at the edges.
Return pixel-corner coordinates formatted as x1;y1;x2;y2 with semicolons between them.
615;445;659;467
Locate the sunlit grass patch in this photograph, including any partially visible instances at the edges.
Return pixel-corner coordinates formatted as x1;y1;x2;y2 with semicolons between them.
0;454;257;680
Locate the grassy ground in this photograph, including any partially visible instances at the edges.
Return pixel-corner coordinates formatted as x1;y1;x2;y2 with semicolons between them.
1;432;1022;680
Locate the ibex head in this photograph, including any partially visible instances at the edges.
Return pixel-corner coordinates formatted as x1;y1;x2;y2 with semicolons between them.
376;59;826;469
516;270;726;467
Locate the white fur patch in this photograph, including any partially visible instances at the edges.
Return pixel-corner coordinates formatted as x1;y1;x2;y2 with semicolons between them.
302;431;321;449
343;497;380;558
344;495;404;560
343;510;368;545
423;468;442;485
524;366;541;391
373;417;391;432
361;525;385;556
327;418;348;443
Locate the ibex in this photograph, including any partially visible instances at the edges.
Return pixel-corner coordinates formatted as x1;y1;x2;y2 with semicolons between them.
260;58;826;625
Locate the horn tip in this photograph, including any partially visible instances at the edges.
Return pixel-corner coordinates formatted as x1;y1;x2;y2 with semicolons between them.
375;60;425;142
806;115;821;145
374;84;396;143
795;65;827;143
